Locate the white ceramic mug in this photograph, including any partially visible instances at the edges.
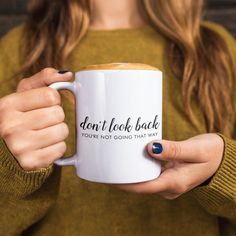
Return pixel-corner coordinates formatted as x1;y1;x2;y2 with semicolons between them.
49;63;163;184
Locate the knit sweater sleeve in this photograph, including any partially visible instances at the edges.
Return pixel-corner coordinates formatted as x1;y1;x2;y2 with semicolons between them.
0;26;60;235
192;135;236;225
192;22;236;227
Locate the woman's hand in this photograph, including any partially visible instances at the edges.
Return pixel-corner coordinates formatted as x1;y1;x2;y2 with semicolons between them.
114;134;224;199
0;68;72;171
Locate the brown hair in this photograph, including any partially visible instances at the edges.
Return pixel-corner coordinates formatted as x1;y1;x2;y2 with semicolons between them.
20;0;235;137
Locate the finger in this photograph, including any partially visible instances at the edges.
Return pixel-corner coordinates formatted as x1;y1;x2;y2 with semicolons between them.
146;139;202;163
18;141;67;171
7;87;61;112
113;173;172;194
116;165;192;195
29;122;69;150
11;123;69;154
17;68;73;92
22;105;65;130
158;192;181;200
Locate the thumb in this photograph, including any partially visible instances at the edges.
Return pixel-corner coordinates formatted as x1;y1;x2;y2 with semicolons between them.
17;68;73;92
146;139;200;162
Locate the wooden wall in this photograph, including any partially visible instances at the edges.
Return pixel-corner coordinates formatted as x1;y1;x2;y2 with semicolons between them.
0;0;236;37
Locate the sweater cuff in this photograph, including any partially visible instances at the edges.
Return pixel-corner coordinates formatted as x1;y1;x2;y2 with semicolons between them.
192;134;236;211
0;139;53;196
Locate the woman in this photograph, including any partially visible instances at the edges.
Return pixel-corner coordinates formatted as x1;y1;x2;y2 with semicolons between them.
0;0;235;235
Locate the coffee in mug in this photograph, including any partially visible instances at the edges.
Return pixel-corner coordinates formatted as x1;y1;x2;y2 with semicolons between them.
49;63;163;184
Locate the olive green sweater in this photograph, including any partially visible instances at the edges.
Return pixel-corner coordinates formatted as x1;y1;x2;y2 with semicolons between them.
0;22;236;236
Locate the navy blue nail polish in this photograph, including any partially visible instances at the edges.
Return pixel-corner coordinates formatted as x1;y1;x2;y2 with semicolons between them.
152;143;163;154
58;70;69;74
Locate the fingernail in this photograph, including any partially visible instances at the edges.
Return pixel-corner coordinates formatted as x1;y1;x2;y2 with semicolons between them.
58;69;70;74
152;143;163;154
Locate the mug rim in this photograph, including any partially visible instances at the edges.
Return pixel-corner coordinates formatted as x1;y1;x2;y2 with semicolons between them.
78;63;160;72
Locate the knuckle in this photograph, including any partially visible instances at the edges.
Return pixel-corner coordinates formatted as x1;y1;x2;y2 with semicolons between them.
41;67;57;78
168;142;181;159
18;156;37;171
10;140;26;156
19;154;50;171
0;125;15;139
53;105;65;122
0;119;6;138
43;87;61;105
60;122;69;138
3;129;29;156
0;96;12;113
57;142;67;157
0;99;5;112
17;79;29;91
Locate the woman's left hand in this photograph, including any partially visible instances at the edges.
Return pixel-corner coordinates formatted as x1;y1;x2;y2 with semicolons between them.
114;133;224;199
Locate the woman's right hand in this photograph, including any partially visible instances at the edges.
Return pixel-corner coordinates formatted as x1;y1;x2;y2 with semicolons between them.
0;68;73;171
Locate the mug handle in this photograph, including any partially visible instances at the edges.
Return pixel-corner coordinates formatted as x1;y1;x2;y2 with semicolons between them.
49;82;77;166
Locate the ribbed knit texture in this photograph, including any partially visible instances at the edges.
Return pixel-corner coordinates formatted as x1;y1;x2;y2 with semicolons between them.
0;139;53;197
0;22;235;236
193;135;236;216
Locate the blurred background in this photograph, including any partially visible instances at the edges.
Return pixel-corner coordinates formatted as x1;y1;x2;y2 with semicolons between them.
0;0;235;37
